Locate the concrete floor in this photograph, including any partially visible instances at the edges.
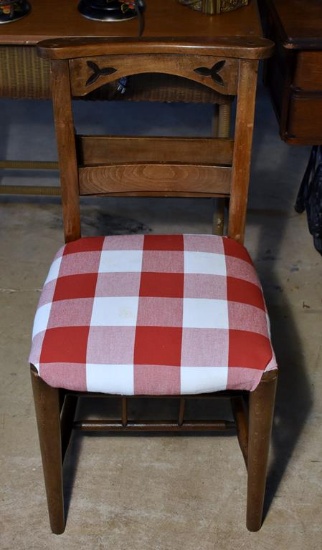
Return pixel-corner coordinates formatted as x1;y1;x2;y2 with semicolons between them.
0;81;322;549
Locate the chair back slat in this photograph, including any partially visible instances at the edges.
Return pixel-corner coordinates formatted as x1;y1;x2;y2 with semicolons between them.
78;136;234;165
78;164;232;196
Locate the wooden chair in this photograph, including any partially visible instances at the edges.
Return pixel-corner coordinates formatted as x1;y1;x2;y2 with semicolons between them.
29;37;277;534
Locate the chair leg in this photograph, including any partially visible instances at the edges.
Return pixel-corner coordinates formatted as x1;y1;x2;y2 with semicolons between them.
30;366;65;534
246;370;278;532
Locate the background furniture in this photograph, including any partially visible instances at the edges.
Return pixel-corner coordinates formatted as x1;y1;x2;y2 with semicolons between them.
259;0;322;145
0;0;262;196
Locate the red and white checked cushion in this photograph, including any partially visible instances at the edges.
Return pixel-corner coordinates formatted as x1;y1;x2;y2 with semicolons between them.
29;234;277;395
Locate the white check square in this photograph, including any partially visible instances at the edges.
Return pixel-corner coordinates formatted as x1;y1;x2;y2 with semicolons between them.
86;363;134;394
181;366;228;394
32;302;52;338
98;250;143;273
184;251;227;276
90;296;139;326
44;255;62;284
183;298;228;328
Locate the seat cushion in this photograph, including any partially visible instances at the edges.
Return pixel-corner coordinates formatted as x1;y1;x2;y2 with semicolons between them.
29;234;277;395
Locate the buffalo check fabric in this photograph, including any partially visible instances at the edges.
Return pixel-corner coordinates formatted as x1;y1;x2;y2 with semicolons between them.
29;234;277;395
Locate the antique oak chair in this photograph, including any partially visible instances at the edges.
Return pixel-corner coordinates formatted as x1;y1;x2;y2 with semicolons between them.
29;37;277;534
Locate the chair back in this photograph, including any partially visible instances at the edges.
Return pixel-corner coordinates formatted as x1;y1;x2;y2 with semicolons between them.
37;38;260;244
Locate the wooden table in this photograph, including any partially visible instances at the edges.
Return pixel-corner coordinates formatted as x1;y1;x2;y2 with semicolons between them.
0;0;272;195
259;0;322;145
0;0;268;45
0;0;270;96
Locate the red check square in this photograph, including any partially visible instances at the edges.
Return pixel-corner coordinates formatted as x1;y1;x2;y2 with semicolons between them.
139;272;184;298
40;326;89;364
63;236;105;255
134;326;182;366
143;234;184;251
223;237;253;262
228;330;273;370
227;277;265;310
53;273;98;301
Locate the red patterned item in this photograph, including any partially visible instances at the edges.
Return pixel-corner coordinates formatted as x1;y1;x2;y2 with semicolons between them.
29;234;276;395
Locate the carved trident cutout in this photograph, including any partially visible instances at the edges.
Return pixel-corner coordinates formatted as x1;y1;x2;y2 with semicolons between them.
194;60;226;87
86;61;118;86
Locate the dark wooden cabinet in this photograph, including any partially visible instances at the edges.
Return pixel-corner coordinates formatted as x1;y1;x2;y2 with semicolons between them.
259;0;322;145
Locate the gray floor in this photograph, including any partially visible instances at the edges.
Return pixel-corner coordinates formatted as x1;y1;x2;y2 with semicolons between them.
1;82;322;549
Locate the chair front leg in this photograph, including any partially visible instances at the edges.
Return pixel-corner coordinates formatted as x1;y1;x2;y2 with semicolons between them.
246;370;278;532
30;366;65;534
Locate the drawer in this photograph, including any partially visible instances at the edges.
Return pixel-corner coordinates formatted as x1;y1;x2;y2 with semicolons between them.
286;92;322;143
294;51;322;92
